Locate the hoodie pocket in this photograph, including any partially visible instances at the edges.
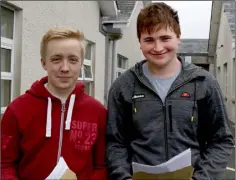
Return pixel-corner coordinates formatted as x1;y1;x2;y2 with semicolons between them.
170;100;198;139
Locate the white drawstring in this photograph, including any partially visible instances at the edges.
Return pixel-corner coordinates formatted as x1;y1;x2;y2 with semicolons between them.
65;94;75;130
46;97;52;137
45;94;76;137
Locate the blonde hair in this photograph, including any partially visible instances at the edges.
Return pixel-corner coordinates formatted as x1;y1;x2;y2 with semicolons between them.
40;27;87;62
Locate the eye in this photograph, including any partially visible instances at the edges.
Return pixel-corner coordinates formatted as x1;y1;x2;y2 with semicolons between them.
161;37;171;42
144;38;154;42
51;57;60;63
69;58;79;63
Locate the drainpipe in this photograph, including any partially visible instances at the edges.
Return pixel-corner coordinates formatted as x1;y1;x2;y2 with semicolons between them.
111;38;118;82
99;19;123;106
106;39;113;95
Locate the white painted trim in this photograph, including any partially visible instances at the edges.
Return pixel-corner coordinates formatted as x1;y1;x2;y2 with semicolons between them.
1;5;15;109
1;2;16;11
77;60;93;81
102;20;128;24
84;58;93;80
116;67;126;73
1;37;13;49
113;1;118;16
78;40;94;95
116;67;126;78
1;72;13;79
1;107;7;114
84;59;92;66
185;56;192;64
126;1;138;27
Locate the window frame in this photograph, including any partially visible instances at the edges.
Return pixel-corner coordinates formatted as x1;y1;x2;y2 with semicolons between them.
223;62;228;96
1;5;16;114
233;58;235;99
78;41;94;96
116;54;128;78
185;56;192;64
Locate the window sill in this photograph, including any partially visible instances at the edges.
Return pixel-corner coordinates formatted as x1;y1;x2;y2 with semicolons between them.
224;96;236;104
1;107;7;114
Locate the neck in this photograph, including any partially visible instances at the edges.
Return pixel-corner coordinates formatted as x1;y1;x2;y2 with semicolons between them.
46;83;75;101
147;57;181;78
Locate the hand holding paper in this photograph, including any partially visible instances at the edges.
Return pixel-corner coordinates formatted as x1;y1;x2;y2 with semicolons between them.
132;148;194;180
46;157;76;180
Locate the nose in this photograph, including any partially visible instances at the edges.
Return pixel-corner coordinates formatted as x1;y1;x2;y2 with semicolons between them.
61;59;70;72
154;40;164;52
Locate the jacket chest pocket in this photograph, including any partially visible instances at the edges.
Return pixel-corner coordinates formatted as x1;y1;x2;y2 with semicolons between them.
169;99;198;138
132;99;164;134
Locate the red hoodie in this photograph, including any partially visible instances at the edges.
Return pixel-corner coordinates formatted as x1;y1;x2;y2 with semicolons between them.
1;77;108;180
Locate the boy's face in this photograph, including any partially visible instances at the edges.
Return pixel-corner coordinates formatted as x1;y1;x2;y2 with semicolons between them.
41;38;82;93
140;26;180;68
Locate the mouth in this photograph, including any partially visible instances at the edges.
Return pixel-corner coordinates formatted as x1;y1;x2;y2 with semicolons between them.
150;51;168;56
57;76;71;79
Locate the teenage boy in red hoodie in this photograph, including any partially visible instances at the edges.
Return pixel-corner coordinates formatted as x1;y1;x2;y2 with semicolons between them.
1;27;107;180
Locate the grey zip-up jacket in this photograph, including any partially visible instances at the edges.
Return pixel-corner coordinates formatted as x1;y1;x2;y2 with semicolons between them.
106;60;234;180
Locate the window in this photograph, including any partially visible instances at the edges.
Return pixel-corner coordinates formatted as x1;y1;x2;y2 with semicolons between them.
217;66;221;84
185;56;192;64
223;63;228;96
233;58;235;98
1;6;15;114
78;42;94;96
116;54;128;78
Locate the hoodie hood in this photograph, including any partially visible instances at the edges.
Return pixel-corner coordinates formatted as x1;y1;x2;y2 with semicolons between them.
26;76;85;100
131;57;204;82
26;76;85;137
130;57;206;125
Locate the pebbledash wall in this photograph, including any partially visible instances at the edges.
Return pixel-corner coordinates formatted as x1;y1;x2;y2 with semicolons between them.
1;1;145;115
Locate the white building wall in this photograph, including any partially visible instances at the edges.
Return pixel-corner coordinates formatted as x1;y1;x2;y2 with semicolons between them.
117;1;144;68
215;6;235;123
8;1;106;103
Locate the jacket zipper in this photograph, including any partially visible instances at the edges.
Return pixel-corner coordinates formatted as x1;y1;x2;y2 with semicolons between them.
135;73;195;161
163;105;169;161
135;75;170;161
57;102;66;162
168;104;173;132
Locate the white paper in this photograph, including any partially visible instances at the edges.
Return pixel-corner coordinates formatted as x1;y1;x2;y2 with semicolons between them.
132;148;192;174
46;157;69;179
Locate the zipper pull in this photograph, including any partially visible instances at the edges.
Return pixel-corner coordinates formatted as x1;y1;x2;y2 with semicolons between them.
61;103;66;112
190;116;194;122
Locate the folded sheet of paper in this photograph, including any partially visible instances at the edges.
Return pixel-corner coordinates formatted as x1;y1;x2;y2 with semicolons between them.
46;157;77;180
132;148;194;180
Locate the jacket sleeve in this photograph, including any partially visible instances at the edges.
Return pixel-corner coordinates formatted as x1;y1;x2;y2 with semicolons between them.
90;107;108;180
192;77;234;180
1;107;20;180
106;85;132;180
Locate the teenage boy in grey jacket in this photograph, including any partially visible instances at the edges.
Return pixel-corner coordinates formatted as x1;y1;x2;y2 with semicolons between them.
106;2;234;180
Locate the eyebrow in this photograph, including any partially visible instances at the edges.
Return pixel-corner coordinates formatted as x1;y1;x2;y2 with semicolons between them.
143;35;172;41
50;54;79;58
68;55;79;58
143;37;154;41
50;54;62;58
160;35;172;38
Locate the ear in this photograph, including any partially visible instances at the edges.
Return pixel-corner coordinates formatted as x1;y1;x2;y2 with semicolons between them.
140;44;143;50
41;59;47;70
